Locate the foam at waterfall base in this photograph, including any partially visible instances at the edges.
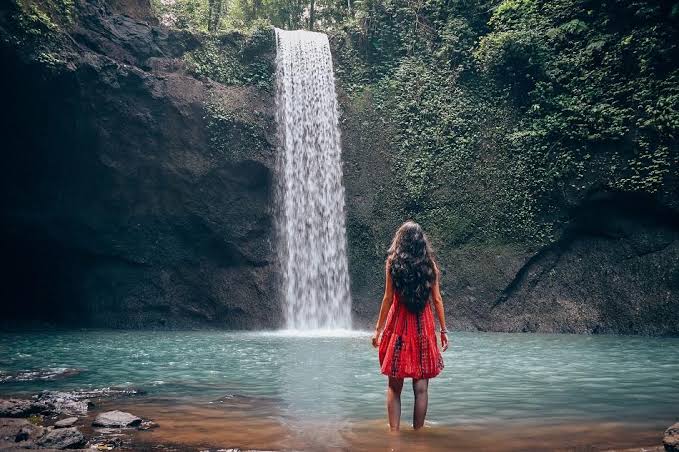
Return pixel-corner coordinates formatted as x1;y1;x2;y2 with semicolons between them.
254;329;371;338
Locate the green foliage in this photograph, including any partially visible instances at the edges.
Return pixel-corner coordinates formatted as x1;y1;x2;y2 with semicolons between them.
332;0;494;85
335;0;678;248
371;58;552;244
36;50;67;67
477;0;679;197
152;0;212;30
17;3;58;34
153;0;340;32
5;0;73;71
12;0;74;36
27;414;43;425
184;27;274;90
231;0;306;29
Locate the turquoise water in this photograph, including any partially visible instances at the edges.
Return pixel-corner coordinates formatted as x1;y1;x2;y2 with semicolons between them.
1;330;678;427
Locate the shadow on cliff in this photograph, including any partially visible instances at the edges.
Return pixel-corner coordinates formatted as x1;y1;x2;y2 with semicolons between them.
0;0;280;328
488;191;679;335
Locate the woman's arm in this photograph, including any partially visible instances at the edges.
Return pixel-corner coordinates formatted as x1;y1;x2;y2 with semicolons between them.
432;263;449;351
371;259;394;348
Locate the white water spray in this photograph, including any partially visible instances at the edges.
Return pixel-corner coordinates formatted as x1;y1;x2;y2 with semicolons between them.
274;28;352;331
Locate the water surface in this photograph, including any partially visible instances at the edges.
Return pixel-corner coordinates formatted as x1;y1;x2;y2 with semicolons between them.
1;330;677;450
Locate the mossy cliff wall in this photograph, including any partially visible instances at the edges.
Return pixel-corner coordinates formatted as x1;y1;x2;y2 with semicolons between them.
335;0;679;335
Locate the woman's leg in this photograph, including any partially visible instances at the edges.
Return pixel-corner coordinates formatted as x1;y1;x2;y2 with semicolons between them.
412;378;429;429
387;377;404;431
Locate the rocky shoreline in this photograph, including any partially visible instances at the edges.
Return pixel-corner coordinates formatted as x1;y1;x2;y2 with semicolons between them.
0;390;157;450
0;389;677;451
0;388;282;451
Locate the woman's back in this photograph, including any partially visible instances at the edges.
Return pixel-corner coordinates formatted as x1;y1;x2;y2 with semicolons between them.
378;290;444;379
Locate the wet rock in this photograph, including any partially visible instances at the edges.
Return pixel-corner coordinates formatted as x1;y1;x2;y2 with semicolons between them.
93;410;142;428
1;388;143;421
89;428;131;450
0;399;41;417
92;428;119;435
486;193;679;334
54;417;79;428
35;426;86;449
35;391;91;416
341;79;679;335
91;437;124;450
137;420;159;430
0;418;25;440
665;422;679;452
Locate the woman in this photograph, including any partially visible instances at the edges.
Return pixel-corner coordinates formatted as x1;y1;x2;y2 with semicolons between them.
371;221;449;431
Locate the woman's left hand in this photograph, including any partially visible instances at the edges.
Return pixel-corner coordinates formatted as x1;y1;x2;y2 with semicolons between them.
441;332;449;351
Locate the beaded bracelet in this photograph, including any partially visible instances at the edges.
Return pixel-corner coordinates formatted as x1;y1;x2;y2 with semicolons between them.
440;329;449;333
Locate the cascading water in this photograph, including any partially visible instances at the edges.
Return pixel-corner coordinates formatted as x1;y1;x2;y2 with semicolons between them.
274;28;352;331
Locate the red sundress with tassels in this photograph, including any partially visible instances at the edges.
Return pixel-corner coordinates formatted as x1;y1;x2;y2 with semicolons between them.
378;292;444;379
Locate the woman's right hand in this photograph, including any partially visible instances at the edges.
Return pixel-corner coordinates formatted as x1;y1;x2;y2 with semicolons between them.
441;332;449;351
371;330;381;348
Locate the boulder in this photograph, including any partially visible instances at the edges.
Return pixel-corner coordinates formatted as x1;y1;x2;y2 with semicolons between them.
0;399;40;417
54;417;79;428
93;410;142;428
665;422;679;452
35;426;86;449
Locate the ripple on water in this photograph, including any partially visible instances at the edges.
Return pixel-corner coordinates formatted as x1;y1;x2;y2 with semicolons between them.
0;330;678;429
0;367;83;383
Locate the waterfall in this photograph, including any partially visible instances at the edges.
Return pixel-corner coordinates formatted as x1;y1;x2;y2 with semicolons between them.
274;28;352;331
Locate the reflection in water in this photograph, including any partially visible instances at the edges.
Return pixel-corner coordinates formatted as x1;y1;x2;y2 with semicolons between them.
1;331;678;450
275;337;355;449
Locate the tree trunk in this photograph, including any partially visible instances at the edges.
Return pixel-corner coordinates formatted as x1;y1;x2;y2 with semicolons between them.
207;0;223;32
309;0;315;30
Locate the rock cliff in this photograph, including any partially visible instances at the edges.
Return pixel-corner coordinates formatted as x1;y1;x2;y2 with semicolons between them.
0;0;278;328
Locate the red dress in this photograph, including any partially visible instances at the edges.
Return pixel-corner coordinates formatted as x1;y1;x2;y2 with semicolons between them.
378;292;444;379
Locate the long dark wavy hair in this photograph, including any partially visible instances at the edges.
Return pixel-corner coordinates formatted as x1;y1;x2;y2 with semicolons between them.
387;221;437;313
